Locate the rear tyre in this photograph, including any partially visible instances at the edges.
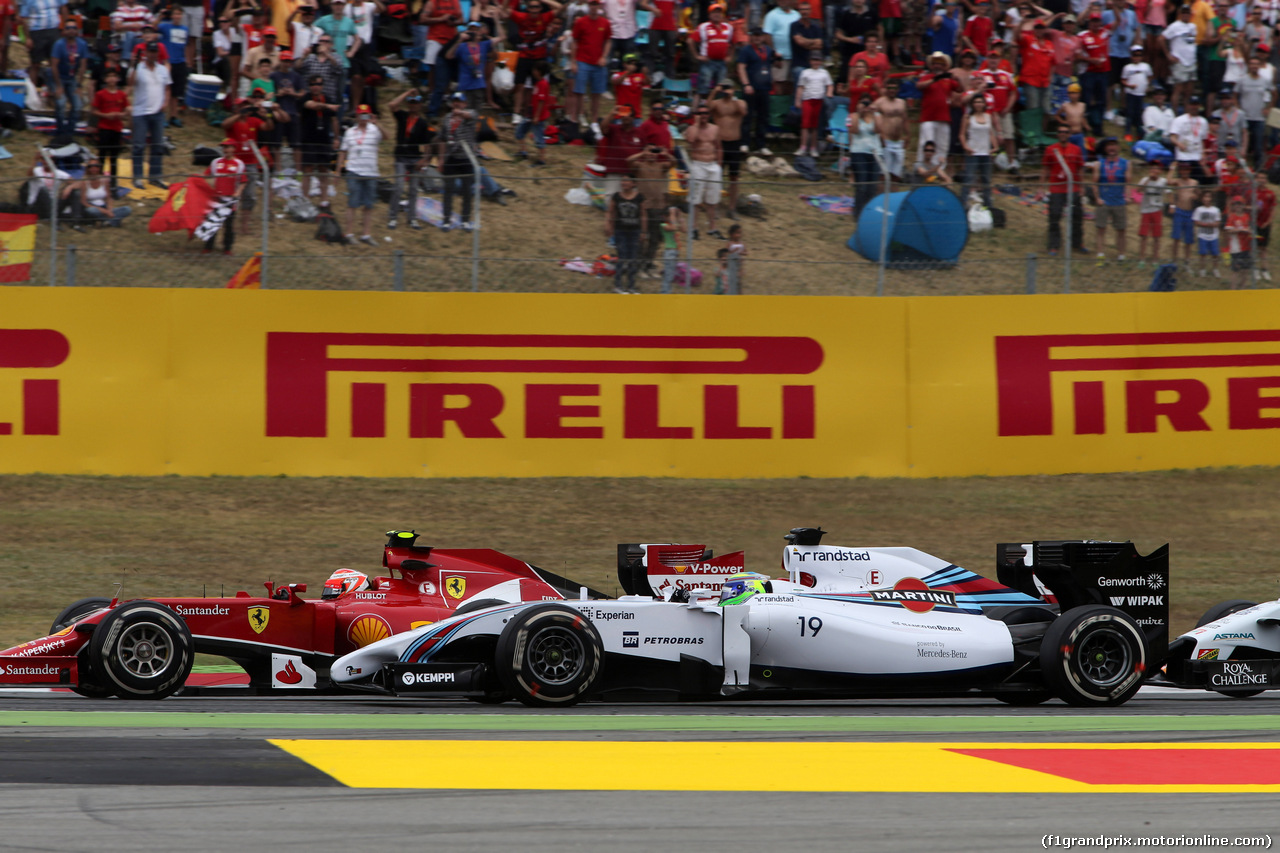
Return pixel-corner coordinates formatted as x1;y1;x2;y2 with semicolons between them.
1194;600;1264;698
494;604;603;707
89;601;194;700
1039;605;1148;707
50;597;112;634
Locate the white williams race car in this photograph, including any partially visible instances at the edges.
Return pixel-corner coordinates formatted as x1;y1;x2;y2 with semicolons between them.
333;529;1170;707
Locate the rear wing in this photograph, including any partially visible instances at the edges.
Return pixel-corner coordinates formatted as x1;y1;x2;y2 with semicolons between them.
617;544;746;598
997;540;1169;662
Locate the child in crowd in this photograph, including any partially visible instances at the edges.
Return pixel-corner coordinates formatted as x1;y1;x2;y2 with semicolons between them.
1056;83;1087;150
612;54;648;118
1170;162;1199;269
795;54;833;157
1137;160;1167;267
712;246;731;294
726;222;746;291
1192;189;1222;278
90;68;129;179
1255;177;1275;283
1224;196;1253;289
515;61;553;166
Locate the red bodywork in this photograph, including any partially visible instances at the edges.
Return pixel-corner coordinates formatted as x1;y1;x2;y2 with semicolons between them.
0;533;600;691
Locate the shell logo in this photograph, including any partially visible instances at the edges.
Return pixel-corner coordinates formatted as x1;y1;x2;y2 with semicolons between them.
347;614;393;648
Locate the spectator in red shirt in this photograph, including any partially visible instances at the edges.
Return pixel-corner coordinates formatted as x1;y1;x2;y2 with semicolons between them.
1042;124;1086;255
516;60;553;165
1079;13;1111;135
203;138;247;255
916;51;960;167
961;1;995;55
598;104;646;178
977;44;1016;162
1253;176;1275;282
612;53;647;116
843;57;880;101
509;0;563;123
646;0;678;79
89;67;129;177
221;88;283;228
694;4;734;109
850;32;890;84
1018;19;1054;123
637;99;673;150
569;0;612;134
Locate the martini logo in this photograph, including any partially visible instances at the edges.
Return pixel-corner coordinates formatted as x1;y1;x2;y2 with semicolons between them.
348;614;393;647
869;578;957;613
444;576;466;600
247;605;270;634
264;332;823;441
0;329;69;436
996;329;1280;437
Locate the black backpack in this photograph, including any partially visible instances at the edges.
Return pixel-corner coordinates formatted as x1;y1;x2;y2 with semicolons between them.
313;210;346;243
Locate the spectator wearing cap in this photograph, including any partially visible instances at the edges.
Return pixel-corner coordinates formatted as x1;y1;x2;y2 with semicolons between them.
1044;12;1081;92
837;0;882;83
1168;94;1209;182
568;0;612;133
338;102;383;243
1017;17;1054;120
1091;136;1130;263
92;42;127;89
48;21;87;136
1141;85;1174;143
1237;55;1276;170
204;139;247;255
612;53;647;116
222;88;284;223
436;93;478;231
447;21;496;111
916;51;960;167
386;88;434;230
695;5;734;110
1217;86;1247;153
737;27;776;153
1119;42;1151;137
1160;5;1197;111
110;0;153;65
131;22;171;64
243;26;281;85
156;7;190;128
318;0;362;108
271;51;306;166
763;0;800;95
299;74;340;200
128;41;172;190
288;5;323;60
599;103;646;186
89;66;128;178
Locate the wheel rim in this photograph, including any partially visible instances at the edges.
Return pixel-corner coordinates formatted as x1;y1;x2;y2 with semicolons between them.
526;626;585;685
1076;627;1132;688
116;623;174;679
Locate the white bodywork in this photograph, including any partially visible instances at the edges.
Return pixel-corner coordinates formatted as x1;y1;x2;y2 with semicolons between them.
1179;602;1280;661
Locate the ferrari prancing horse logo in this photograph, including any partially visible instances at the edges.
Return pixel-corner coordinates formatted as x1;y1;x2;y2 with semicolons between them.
248;606;270;634
444;576;466;600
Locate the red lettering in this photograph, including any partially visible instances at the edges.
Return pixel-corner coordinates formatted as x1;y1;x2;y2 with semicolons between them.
22;379;59;435
623;385;693;439
1228;377;1280;429
409;384;505;438
1125;379;1211;433
1073;381;1105;435
782;385;815;439
351;383;385;438
525;384;602;438
0;329;70;368
704;386;771;439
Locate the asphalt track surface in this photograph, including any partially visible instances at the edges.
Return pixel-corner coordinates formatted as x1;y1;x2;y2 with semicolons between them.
2;689;1280;852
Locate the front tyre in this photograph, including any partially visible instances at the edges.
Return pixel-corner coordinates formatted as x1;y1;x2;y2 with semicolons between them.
50;597;113;634
89;601;193;700
1040;606;1148;707
494;604;603;707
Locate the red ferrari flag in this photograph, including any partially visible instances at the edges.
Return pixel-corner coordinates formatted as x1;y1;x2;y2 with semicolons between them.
0;213;37;282
225;252;262;289
148;177;215;234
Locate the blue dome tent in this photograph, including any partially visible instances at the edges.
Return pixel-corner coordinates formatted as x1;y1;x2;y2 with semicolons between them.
848;186;969;268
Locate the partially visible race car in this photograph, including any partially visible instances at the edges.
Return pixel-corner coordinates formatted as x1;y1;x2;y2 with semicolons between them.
0;530;610;699
1154;599;1280;697
332;529;1171;707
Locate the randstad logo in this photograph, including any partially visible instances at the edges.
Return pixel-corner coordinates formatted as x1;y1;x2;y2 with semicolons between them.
0;329;68;436
995;329;1280;437
264;332;824;441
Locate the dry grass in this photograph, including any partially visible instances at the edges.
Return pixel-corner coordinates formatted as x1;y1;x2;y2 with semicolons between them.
4;468;1280;648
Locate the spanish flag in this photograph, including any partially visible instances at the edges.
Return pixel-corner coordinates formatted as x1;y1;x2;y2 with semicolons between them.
0;213;38;283
225;252;262;289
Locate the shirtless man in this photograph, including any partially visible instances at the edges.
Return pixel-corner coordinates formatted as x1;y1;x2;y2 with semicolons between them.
1169;161;1200;267
708;80;748;220
1055;82;1087;148
685;104;724;238
872;78;907;182
628;143;675;276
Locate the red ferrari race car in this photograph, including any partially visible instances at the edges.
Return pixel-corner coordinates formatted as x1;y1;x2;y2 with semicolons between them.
0;531;622;699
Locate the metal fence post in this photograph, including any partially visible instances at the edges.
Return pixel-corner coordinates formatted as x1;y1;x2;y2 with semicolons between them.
65;244;76;286
1025;252;1037;294
462;141;481;291
1250;178;1258;288
1054;148;1074;294
876;152;890;296
40;149;58;286
394;250;405;291
249;141;270;287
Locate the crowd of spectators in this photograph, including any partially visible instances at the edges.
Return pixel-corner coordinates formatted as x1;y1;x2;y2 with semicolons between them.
4;0;1280;285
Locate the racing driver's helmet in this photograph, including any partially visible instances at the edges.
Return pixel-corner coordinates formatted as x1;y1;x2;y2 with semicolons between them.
719;572;771;606
322;567;372;600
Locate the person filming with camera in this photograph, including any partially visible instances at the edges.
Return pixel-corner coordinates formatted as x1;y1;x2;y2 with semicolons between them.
222;87;286;230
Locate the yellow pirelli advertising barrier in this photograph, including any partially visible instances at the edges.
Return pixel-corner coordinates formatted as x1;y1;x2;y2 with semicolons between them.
1;287;1279;478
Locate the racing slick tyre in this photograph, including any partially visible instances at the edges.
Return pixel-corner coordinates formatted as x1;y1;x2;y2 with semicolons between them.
1039;605;1148;707
49;597;112;634
1194;600;1264;698
494;604;603;707
89;601;194;700
1195;600;1258;628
